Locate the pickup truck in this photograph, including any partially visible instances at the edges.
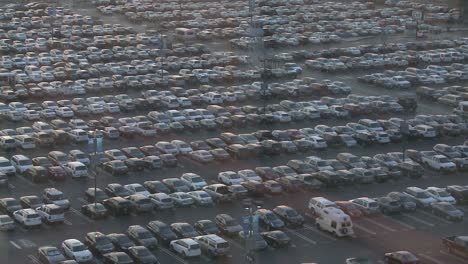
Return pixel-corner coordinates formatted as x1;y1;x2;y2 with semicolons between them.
443;236;468;259
421;151;456;172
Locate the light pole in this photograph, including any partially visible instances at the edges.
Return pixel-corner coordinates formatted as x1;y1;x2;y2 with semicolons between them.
243;199;263;264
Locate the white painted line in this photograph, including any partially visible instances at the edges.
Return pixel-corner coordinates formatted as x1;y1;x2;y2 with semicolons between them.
64;219;73;226
418;253;445;264
10;241;21;249
77;198;88;204
159;247;188;264
363;218;397;232
286;228;317;245
353;223;377;236
417;210;452;224
8;184;15;189
439;250;468;263
27;255;41;264
401;213;435;227
69;207;94;223
381;215;416;230
303;224;337;241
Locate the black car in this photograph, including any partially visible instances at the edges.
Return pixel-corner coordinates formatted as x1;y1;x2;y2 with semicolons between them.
143;181;171;194
194;220;220;235
170;222;198;238
374;197;401;214
103;197;133;216
272;205;304;227
107;233;136;252
446;185;468;204
255;167;280;181
128;246;159;264
161;178;190;193
125;158;147;171
105;184;132;197
139;145;161;156
159;154;178;167
23;166;48;183
0;198;22;215
261;230;291;248
81;203;108;219
19;195;44;209
240;180;267;197
121;147;146;159
127;225;158;249
276;176;302;192
214;214;242;236
147;221;177;246
85;188;109;203
103;252;133;264
84;232;115;256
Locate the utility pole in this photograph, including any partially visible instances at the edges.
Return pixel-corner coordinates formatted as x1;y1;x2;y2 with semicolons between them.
243;199;262;264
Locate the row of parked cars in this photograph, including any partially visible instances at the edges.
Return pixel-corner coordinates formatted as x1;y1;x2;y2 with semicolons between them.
305;45;468;72
33;202;302;263
359;62;468;89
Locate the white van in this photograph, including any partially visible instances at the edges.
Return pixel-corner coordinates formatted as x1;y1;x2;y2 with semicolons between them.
0;136;16;150
175;28;196;40
64;162;88;178
308;197;338;216
414;125;436;138
316;207;353;237
36;204;65;223
68;129;88;142
15;135;36;149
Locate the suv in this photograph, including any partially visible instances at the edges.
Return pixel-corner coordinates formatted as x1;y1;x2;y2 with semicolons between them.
193;234;230;257
404;187;437;208
308;197;337;216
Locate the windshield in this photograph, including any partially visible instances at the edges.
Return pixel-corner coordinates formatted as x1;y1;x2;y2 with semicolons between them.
72;245;87;251
415;192;431;199
0;161;11;167
19;160;32;166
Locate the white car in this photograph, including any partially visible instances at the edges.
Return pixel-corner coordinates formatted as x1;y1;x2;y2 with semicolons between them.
187;191;213;206
169;192;194;207
148;193;174;210
190;150;214;163
426;187;456;204
217;171;244;185
180;173;207;190
124;183;150;197
237;169;262;182
62;239;93;263
55;107;74;118
170;238;201;257
13;209;42;227
23;110;40;120
308;136;328;149
171;140;193;155
272;111;291;122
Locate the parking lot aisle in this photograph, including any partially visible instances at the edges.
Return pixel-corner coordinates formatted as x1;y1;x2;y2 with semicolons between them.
68;207;94;224
284;227;318;245
360;217;397;232
399;213;436;227
302;224;337;242
352;221;378;237
379;214;416;230
157;247;189;264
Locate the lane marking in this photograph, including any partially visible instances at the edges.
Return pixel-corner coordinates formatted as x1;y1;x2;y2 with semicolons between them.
10;241;21;249
303;224;337;241
8;184;15;189
417;210;452;225
69;207;94;223
27;255;41;264
381;215;416;230
159;247;188;264
64;219;73;226
353;222;377;236
439;250;468;263
363;217;397;232
286;228;317;245
401;213;435;227
418;253;445;264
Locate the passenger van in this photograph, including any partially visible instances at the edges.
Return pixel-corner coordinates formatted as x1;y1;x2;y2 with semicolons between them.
64;162;88;178
68;129;88;142
15;135;36;149
11;154;33;173
414;125;437;138
315;207;353;237
36;204;65;223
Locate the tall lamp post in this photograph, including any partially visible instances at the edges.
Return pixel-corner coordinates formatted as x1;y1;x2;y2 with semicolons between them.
242;199;263;264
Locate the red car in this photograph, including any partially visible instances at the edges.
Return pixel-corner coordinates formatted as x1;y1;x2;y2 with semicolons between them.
47;166;67;181
335;201;364;218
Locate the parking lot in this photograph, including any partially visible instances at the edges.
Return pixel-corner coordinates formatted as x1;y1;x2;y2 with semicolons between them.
1;0;468;264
